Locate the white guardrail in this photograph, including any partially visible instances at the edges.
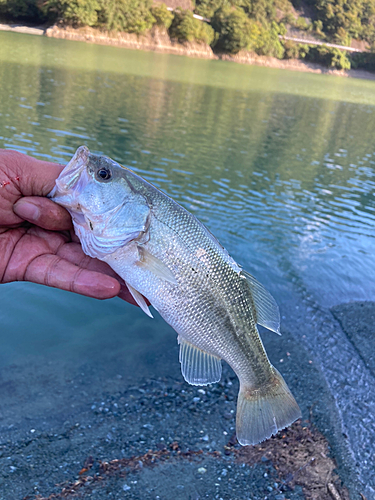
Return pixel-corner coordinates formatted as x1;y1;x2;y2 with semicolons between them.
279;35;364;53
166;7;210;22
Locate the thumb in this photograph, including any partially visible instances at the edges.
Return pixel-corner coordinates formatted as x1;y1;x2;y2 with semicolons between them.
13;196;73;231
1;149;63;196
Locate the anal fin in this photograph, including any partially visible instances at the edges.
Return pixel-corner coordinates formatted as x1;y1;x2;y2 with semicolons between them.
178;336;222;386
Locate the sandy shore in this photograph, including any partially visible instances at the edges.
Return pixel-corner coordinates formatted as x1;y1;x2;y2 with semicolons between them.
2;21;375;80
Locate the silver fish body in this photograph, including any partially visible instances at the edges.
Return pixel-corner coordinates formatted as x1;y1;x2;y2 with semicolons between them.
50;146;301;445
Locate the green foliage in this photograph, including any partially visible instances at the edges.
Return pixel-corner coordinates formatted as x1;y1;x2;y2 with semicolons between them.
282;11;296;25
307;45;351;69
199;19;215;44
315;0;375;42
42;0;100;26
331;47;351;69
313;19;325;37
278;20;287;35
169;9;215;44
98;0;155;33
284;39;351;69
151;2;173;29
212;7;285;57
194;0;224;19
283;40;309;58
255;21;285;58
284;40;299;59
334;27;348;44
296;16;308;29
350;51;375;70
298;43;310;58
0;0;43;20
238;0;276;24
211;5;260;53
283;39;299;58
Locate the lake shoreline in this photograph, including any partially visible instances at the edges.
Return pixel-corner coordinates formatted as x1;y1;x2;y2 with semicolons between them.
2;21;375;81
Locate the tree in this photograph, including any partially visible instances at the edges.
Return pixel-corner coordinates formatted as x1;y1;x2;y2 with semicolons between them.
255;21;285;58
0;0;43;20
238;0;276;23
98;0;155;33
41;0;100;26
194;0;225;18
211;5;260;53
151;2;174;29
169;10;215;44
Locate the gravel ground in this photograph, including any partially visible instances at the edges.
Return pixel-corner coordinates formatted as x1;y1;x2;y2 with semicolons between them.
0;309;356;500
0;371;348;500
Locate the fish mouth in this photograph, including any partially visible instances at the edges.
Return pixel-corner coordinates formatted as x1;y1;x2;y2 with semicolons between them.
48;145;90;210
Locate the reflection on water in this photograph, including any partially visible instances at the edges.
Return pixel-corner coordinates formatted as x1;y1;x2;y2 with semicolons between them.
0;31;375;364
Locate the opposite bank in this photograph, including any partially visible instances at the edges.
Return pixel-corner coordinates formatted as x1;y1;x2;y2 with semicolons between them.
2;22;375;81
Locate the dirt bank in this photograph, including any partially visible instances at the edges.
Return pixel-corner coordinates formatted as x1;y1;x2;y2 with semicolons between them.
45;25;215;59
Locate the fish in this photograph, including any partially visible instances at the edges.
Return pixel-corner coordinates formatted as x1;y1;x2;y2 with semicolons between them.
49;145;301;445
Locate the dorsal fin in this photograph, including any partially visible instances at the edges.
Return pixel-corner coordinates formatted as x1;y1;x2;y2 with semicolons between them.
178;337;222;386
242;271;280;335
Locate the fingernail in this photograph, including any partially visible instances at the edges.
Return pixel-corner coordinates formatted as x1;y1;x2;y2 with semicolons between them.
14;200;40;221
75;272;120;299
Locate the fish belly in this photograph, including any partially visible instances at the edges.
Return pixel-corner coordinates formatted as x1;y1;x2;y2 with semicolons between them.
104;220;267;383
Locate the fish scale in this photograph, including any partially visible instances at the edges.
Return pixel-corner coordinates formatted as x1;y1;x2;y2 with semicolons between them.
50;146;301;446
144;207;270;385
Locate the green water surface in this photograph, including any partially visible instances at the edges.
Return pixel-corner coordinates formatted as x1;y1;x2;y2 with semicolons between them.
1;29;375;354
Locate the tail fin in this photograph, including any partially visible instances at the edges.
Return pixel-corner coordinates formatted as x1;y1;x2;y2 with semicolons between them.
236;367;301;446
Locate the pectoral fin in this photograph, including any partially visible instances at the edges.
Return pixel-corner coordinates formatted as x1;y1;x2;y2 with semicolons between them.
242;271;281;335
136;246;177;285
178;336;222;386
126;282;153;318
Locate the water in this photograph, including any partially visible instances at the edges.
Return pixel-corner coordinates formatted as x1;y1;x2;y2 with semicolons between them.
1;30;375;496
2;33;375;310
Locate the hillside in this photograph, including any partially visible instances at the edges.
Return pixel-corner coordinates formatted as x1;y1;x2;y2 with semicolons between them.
1;0;375;71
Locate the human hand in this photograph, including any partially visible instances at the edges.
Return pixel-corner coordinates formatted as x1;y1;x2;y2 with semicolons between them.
0;149;135;303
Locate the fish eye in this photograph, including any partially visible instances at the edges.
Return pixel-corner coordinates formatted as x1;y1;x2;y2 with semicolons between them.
96;168;112;181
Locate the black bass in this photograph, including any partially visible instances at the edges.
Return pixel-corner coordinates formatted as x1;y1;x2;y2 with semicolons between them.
50;146;301;445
